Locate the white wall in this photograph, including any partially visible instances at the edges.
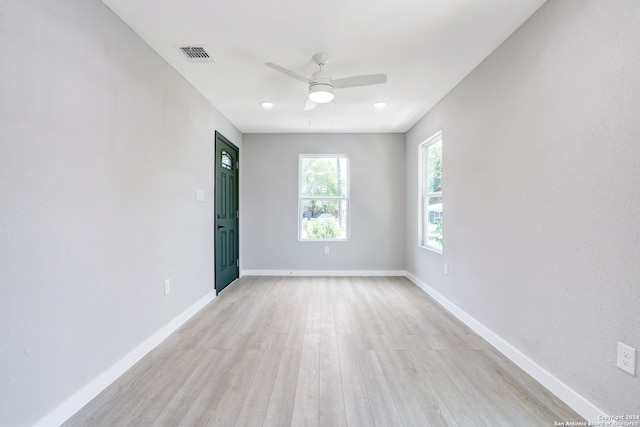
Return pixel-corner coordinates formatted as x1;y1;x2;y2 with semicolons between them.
242;133;405;273
406;0;640;416
0;0;241;425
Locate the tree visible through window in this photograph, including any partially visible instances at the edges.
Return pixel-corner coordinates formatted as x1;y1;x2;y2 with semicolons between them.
299;155;349;240
420;133;443;252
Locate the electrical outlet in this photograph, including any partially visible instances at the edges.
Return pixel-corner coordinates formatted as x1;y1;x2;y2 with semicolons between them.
617;342;636;376
444;262;449;275
164;279;171;295
324;246;330;255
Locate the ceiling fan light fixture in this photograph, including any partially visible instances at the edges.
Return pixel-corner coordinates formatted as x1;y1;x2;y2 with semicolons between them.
266;54;387;109
308;83;335;104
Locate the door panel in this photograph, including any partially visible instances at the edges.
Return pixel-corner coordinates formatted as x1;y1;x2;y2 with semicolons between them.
215;132;239;294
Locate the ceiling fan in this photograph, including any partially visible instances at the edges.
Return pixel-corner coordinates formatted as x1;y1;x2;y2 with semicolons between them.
265;53;387;110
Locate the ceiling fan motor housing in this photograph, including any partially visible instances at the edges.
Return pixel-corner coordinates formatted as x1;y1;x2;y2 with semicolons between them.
308;72;334;103
308;82;334;103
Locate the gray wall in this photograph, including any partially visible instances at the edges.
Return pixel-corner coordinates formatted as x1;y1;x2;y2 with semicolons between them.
0;1;241;425
405;0;640;415
243;133;405;272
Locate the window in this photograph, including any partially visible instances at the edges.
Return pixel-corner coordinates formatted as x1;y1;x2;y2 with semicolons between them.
221;151;233;170
299;155;349;241
419;132;443;252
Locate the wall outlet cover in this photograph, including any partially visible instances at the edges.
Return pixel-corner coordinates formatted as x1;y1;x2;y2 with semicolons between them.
617;341;636;376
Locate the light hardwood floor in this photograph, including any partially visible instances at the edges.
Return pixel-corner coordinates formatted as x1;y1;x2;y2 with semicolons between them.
65;276;584;426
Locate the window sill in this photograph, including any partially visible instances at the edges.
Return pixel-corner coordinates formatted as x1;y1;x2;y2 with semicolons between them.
419;244;442;254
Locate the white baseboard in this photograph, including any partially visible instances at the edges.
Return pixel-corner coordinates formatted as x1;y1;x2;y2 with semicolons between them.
404;271;605;422
241;269;407;277
34;291;216;427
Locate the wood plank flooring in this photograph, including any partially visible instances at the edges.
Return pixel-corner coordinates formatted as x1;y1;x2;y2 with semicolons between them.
64;276;584;426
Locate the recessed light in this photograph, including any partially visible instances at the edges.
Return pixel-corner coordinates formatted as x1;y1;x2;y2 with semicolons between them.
260;101;274;110
373;101;388;109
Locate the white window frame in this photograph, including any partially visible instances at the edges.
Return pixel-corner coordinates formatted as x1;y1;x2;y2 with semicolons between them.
419;131;443;253
298;154;350;241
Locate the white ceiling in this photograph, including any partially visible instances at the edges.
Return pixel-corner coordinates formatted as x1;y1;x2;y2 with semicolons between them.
102;0;546;133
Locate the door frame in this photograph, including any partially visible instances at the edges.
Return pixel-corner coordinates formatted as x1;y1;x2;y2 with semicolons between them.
214;131;239;294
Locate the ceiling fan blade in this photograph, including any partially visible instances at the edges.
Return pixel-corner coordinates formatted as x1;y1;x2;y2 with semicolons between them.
332;73;387;89
265;62;311;84
304;99;317;111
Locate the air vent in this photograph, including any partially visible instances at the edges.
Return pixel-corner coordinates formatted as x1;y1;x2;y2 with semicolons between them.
176;45;214;63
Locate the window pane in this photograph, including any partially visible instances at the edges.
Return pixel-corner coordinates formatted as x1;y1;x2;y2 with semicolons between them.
300;199;348;240
425;195;443;250
301;157;347;197
426;196;442;224
221;151;233;170
427;140;442;193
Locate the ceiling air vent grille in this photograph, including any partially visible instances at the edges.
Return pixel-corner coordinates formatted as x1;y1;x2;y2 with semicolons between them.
177;46;214;63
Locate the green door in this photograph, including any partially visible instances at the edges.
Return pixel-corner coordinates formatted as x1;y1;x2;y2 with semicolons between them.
214;131;239;294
